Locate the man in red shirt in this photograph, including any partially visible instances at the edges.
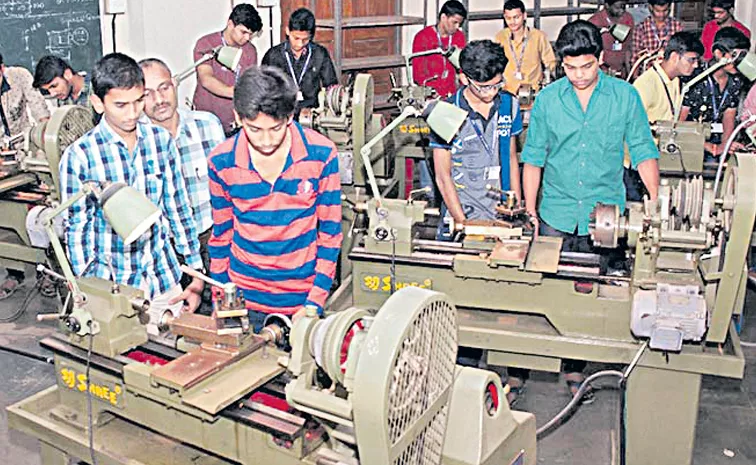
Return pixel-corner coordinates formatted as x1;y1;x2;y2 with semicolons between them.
411;0;467;98
588;0;634;78
410;0;467;204
701;0;751;61
193;4;262;136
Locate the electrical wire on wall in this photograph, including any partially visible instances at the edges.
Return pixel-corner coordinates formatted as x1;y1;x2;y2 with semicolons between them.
111;14;118;53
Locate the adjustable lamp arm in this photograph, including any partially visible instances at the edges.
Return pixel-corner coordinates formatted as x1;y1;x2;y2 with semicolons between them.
673;58;732;122
360;106;421;205
44;183;98;308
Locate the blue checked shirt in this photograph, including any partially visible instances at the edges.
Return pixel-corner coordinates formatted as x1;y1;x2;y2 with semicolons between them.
140;109;225;233
60;119;203;298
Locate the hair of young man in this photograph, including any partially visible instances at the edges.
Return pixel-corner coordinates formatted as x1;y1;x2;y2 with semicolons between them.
648;0;672;6
555;20;603;60
137;57;172;75
503;0;526;13
663;31;705;60
605;0;624;5
459;40;508;82
92;53;145;100
712;26;751;54
33;55;73;89
0;53;3;66
234;66;297;121
438;0;467;21
229;3;263;33
710;0;735;10
289;8;316;37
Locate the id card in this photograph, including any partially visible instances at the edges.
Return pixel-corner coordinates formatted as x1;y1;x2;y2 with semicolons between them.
711;122;724;134
485;166;501;181
612;41;623;51
296;91;304;101
514;72;523;80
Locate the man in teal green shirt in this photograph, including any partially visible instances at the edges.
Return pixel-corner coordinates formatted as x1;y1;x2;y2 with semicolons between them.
518;20;659;402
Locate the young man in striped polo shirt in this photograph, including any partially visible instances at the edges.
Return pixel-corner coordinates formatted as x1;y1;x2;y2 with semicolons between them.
207;66;342;328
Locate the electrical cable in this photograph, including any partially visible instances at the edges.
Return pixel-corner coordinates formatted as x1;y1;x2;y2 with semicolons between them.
86;325;98;465
0;278;42;323
741;341;756;348
536;369;625;438
111;14;118;53
0;345;53;364
536;342;648;441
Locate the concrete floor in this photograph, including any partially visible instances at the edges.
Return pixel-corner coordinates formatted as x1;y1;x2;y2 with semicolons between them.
0;276;754;465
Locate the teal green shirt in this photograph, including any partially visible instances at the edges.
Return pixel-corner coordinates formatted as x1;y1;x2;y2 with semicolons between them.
522;73;657;235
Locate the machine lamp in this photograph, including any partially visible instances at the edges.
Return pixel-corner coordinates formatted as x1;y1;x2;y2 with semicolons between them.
674;50;756;121
360;100;467;203
405;47;462;87
601;23;631;43
44;182;161;334
174;45;243;85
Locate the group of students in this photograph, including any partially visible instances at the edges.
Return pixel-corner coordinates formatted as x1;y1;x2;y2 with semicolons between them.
409;0;753;405
0;0;753;404
0;4;343;334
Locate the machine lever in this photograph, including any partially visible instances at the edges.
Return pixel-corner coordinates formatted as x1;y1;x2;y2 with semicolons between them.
36;264;66;282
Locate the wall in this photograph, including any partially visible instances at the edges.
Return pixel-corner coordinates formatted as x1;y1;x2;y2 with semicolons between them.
97;0;281;108
736;1;756;50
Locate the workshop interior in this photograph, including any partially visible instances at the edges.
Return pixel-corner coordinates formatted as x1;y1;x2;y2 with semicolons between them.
0;0;755;464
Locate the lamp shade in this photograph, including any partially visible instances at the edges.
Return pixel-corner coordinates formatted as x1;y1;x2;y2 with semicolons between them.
99;183;161;245
422;100;468;143
216;46;242;71
446;47;462;70
736;51;756;82
609;24;631;42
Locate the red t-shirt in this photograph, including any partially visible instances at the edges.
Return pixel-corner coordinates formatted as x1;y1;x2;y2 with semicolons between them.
588;10;634;77
411;26;466;98
192;31;258;133
701;20;751;61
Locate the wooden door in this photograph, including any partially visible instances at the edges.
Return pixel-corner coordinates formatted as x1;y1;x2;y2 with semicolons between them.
280;0;399;96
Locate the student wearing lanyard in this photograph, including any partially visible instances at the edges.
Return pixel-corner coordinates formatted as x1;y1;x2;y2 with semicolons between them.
495;0;557;95
193;4;262;136
262;8;338;120
587;0;634;78
630;0;682;73
411;0;467;99
521;21;659;406
411;0;467;205
680;27;751;159
632;32;703;199
430;40;523;237
430;39;523;393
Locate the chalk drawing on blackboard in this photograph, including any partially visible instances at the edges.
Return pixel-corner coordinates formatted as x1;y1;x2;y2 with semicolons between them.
47;24;90;60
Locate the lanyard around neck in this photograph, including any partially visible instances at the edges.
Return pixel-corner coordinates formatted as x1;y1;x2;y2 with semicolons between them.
283;44;312;87
508;28;529;74
653;67;676;115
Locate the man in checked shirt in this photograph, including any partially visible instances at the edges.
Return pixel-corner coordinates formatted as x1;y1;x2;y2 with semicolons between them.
139;58;225;313
60;53;206;336
630;0;683;74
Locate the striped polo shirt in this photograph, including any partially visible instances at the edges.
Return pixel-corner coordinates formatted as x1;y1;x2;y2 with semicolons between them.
207;122;342;315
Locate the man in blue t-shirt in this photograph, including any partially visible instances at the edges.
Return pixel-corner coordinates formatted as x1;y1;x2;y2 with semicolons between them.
430;39;523;240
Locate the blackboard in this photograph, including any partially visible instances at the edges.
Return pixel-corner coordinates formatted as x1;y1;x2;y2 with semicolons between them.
0;0;103;74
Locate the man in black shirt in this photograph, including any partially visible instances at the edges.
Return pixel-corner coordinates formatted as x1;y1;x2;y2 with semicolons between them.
261;8;338;118
680;27;750;158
